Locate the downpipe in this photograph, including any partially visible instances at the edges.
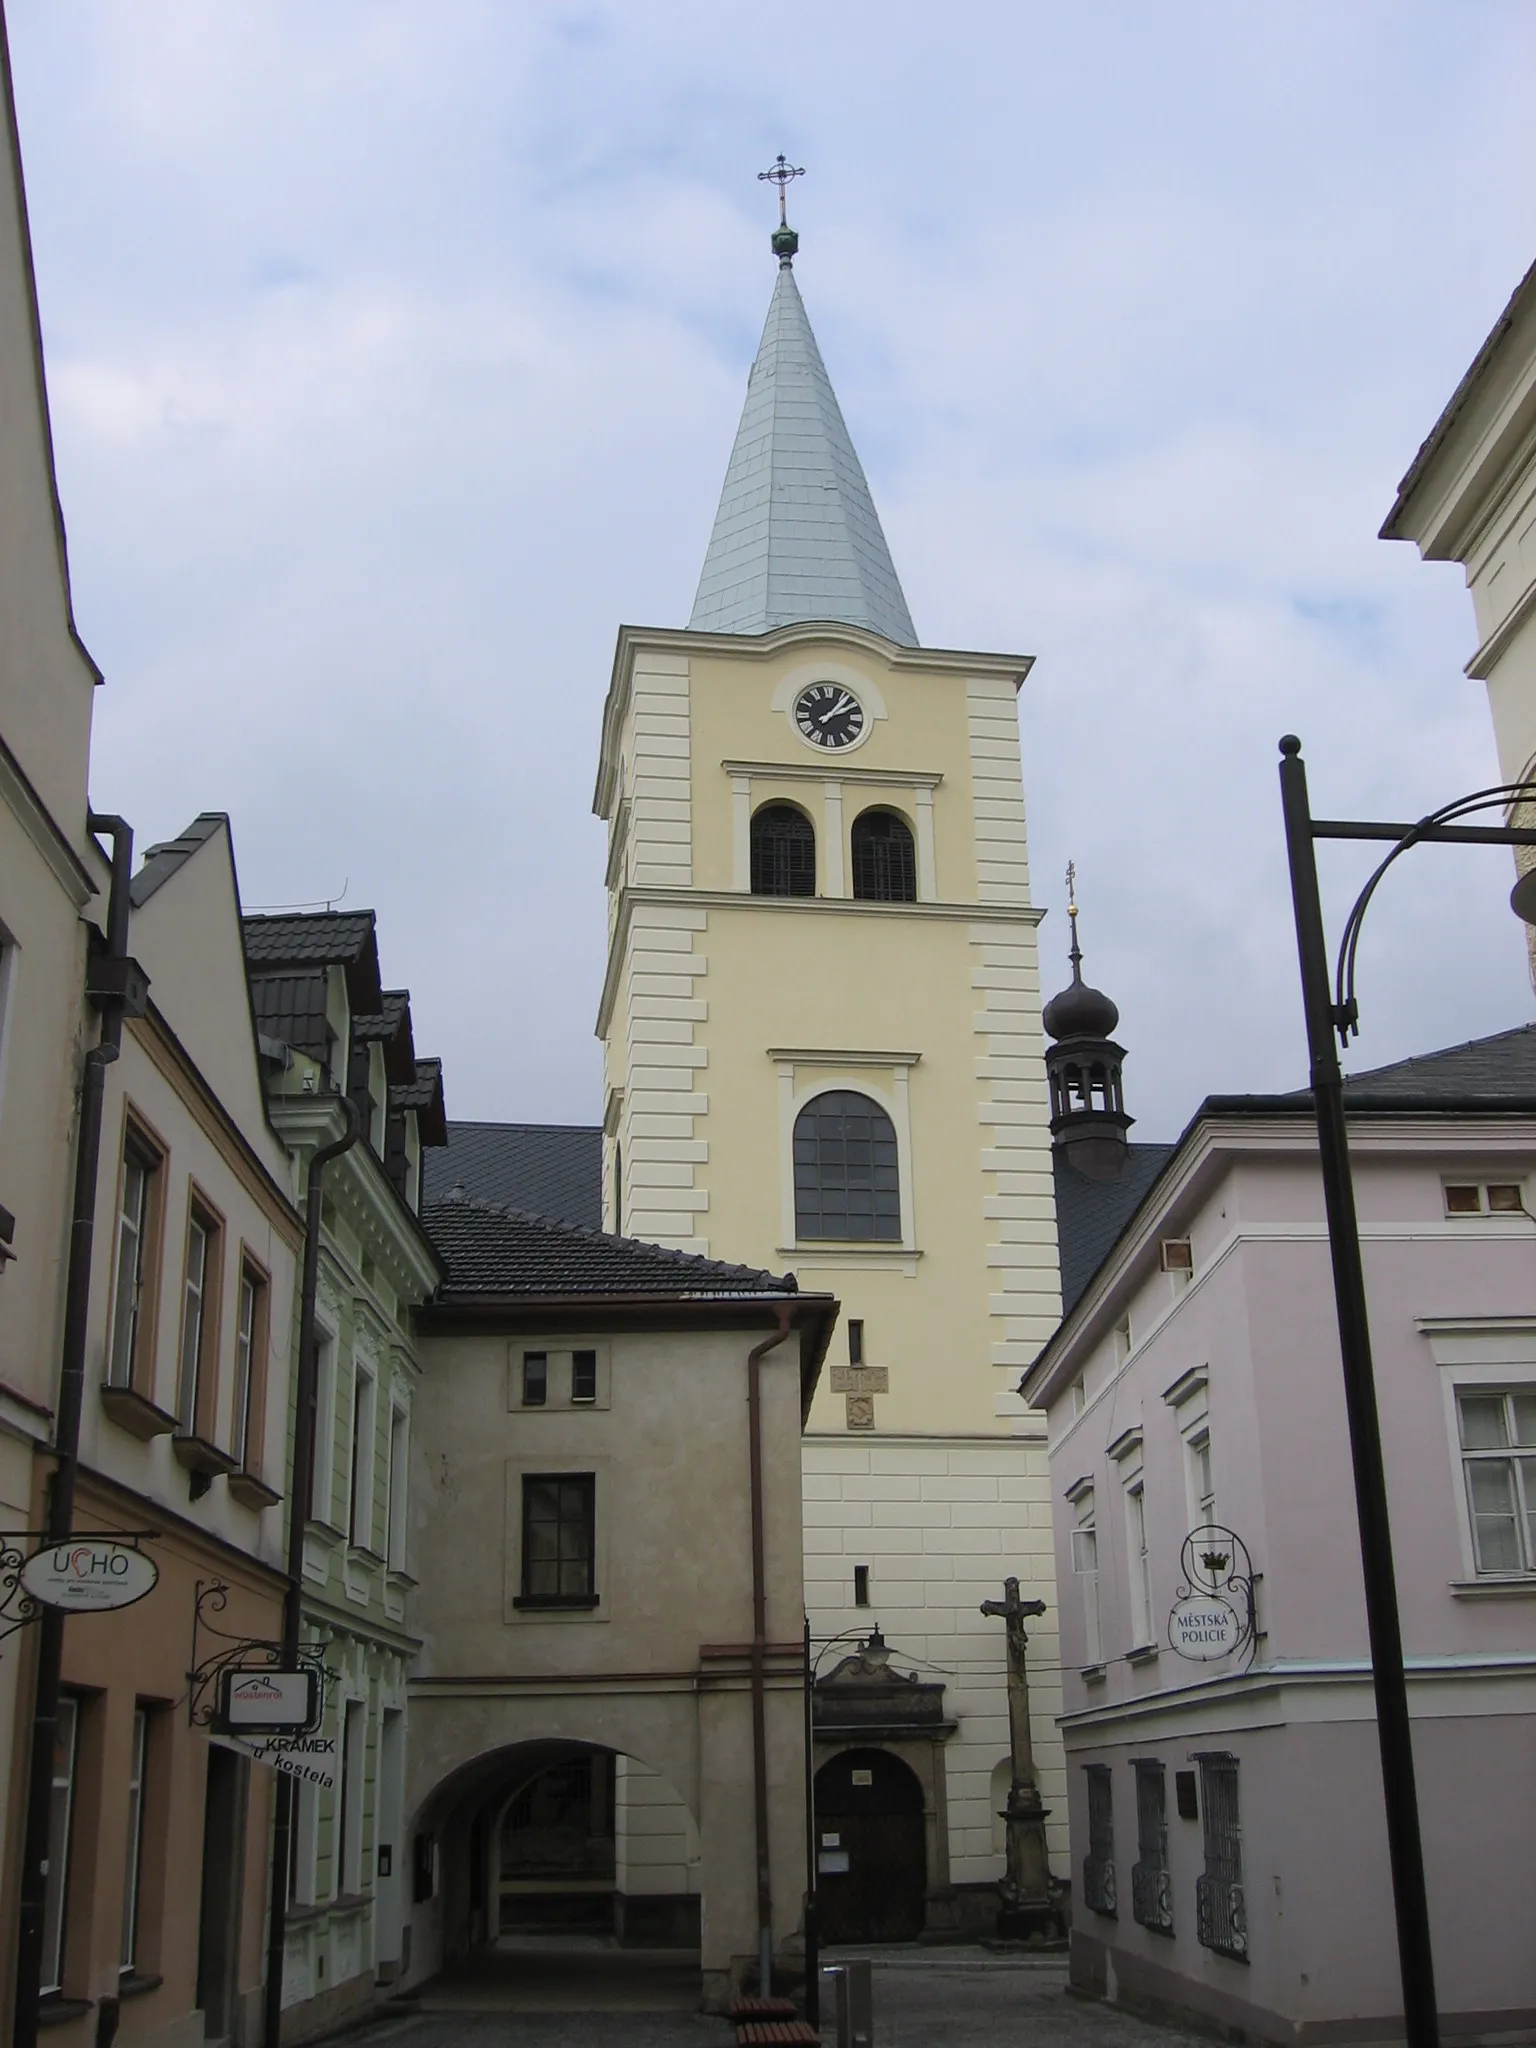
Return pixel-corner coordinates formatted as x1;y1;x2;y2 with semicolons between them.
264;1096;360;2048
747;1302;793;2000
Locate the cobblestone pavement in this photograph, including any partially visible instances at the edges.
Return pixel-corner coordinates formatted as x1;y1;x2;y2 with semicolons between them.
329;1945;1213;2048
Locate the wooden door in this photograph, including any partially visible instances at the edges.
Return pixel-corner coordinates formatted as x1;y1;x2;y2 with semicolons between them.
815;1749;926;1944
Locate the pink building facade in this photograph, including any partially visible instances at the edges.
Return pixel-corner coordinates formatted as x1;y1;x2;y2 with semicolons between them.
1024;1026;1536;2044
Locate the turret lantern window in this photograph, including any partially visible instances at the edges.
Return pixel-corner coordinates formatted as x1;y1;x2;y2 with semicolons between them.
851;809;917;903
793;1091;901;1241
751;803;815;897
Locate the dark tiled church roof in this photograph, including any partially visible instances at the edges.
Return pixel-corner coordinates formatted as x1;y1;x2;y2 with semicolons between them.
1054;1146;1176;1318
423;1122;603;1229
423;1194;793;1299
1051;1022;1536;1324
1314;1023;1536;1109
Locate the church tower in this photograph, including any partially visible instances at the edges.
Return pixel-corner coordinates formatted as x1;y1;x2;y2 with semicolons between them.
594;185;1068;1910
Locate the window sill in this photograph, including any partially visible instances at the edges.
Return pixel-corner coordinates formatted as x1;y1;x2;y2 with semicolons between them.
386;1567;418;1589
118;1972;163;2000
229;1471;281;1512
99;1384;177;1442
1080;1664;1107;1685
285;1892;372;1926
172;1434;239;1479
1126;1644;1160;1666
1450;1576;1536;1599
512;1594;601;1611
38;1998;93;2029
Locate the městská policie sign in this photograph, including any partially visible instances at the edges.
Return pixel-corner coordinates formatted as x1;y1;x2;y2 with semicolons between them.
1167;1523;1256;1662
1168;1592;1243;1660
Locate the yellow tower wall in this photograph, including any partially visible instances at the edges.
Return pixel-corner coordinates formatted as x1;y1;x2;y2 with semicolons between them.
596;621;1070;1885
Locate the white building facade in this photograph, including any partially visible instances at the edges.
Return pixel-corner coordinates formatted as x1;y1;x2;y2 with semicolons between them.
1024;1034;1536;2041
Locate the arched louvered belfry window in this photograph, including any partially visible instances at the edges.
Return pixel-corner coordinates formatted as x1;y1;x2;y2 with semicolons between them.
793;1091;901;1241
751;803;815;897
851;808;917;903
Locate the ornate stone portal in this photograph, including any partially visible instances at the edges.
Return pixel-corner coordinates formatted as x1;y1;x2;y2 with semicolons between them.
980;1578;1065;1937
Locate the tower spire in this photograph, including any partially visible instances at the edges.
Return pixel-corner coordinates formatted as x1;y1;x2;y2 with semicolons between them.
1042;870;1134;1181
688;162;918;646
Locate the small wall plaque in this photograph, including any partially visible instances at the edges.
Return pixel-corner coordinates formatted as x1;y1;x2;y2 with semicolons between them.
831;1366;889;1393
845;1395;875;1430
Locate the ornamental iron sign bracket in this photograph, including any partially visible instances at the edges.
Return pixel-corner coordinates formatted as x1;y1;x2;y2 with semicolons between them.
0;1530;161;1650
1167;1525;1258;1667
186;1580;334;1733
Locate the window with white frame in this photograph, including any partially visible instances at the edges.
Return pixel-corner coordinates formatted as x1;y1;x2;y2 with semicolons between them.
120;1708;148;1975
1443;1180;1527;1218
107;1130;162;1390
337;1700;366;1897
1070;1488;1102;1666
349;1365;377;1550
1457;1389;1536;1574
311;1330;337;1524
1126;1481;1153;1647
1187;1426;1217;1531
42;1694;79;1995
386;1404;409;1571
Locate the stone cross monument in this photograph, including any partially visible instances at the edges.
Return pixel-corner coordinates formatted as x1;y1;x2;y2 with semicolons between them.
980;1576;1061;1934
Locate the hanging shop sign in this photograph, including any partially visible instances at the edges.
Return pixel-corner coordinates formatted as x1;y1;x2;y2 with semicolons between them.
216;1668;320;1735
213;1729;337;1790
1167;1525;1256;1665
20;1540;158;1613
1168;1592;1243;1660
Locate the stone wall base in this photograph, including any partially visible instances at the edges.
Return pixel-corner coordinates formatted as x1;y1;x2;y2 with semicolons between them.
279;1968;379;2046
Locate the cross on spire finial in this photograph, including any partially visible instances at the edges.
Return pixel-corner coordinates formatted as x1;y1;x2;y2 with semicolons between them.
1065;862;1083;981
758;155;805;263
758;153;805;224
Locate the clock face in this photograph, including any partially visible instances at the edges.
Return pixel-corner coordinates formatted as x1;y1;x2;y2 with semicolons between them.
793;682;866;751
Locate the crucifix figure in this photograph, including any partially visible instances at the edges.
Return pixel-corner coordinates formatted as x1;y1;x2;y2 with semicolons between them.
980;1576;1061;1932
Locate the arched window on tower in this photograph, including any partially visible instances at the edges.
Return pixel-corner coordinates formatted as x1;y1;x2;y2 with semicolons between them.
851;808;917;903
793;1091;901;1241
751;803;815;897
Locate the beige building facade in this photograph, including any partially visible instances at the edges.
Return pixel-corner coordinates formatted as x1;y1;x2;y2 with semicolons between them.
594;233;1067;1929
0;11;106;1997
404;1202;833;2008
1382;256;1536;975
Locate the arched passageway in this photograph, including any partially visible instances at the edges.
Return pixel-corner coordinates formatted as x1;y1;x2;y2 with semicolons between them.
411;1738;702;1975
815;1748;927;1943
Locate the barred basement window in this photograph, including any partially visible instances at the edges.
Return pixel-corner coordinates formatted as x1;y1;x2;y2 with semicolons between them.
851;808;917;903
793;1091;900;1242
1195;1752;1248;1961
750;803;815;897
1131;1759;1173;1934
1082;1764;1116;1916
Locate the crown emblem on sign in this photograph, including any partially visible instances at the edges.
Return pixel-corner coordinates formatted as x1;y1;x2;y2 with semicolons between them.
1201;1550;1230;1575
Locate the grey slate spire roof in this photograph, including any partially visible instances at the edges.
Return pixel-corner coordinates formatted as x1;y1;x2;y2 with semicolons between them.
689;250;918;646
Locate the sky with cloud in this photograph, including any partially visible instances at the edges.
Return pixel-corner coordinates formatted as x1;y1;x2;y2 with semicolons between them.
7;0;1536;1139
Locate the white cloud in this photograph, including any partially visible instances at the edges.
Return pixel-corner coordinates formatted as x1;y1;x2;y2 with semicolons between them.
7;0;1536;1141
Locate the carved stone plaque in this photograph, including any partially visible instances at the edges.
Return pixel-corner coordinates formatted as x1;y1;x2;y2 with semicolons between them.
831;1366;889;1393
845;1395;876;1430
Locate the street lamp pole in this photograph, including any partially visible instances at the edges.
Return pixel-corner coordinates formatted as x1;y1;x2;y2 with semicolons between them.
1277;735;1536;2048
